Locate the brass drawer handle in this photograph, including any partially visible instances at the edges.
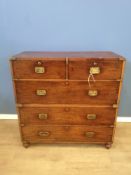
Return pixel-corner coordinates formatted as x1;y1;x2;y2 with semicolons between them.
38;113;48;120
87;114;96;120
88;90;98;96
38;131;49;137
89;67;100;74
35;66;45;74
85;131;95;138
36;89;47;96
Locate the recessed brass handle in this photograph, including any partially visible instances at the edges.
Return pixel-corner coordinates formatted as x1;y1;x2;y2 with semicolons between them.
85;131;95;138
89;67;100;74
35;66;45;74
36;89;47;96
87;114;96;120
88;90;98;96
38;113;48;120
38;131;49;137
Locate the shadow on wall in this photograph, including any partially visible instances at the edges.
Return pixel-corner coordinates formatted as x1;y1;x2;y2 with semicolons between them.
0;96;16;114
118;60;131;116
0;58;16;114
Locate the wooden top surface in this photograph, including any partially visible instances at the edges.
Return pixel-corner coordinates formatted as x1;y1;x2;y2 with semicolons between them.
12;51;125;60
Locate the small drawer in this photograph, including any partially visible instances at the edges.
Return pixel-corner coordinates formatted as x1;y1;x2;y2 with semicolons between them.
19;106;116;125
11;59;66;79
22;125;113;143
69;58;124;80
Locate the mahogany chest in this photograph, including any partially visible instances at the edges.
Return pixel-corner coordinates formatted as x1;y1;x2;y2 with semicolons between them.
10;51;125;148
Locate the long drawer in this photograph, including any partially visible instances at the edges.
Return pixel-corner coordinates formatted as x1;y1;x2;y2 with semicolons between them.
15;81;119;105
19;106;116;125
22;125;113;143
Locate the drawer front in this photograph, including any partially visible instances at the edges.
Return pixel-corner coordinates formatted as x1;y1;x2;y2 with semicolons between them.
22;125;113;143
11;59;66;79
15;81;119;105
19;107;116;125
69;59;123;80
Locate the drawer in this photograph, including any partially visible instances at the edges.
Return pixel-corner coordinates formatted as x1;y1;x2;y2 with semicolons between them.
11;59;66;79
22;125;113;143
15;81;119;105
19;107;116;125
69;58;123;80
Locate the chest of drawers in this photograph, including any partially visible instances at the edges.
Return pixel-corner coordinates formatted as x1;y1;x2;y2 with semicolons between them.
10;51;125;148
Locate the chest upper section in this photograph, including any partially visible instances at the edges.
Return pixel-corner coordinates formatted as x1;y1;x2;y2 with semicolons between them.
10;51;125;80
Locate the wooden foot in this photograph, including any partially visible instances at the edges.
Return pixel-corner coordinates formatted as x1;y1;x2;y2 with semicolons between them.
105;143;112;149
23;141;30;148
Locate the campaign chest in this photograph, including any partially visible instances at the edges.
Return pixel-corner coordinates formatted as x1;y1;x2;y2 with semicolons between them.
10;51;125;148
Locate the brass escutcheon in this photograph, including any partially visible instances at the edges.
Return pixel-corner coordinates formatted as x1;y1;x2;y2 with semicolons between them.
37;61;42;65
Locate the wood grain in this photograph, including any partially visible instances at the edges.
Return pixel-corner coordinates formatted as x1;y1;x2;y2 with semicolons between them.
11;59;66;79
69;59;123;80
22;125;113;143
12;51;125;60
15;81;120;105
10;51;126;148
19;106;116;125
112;60;126;142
